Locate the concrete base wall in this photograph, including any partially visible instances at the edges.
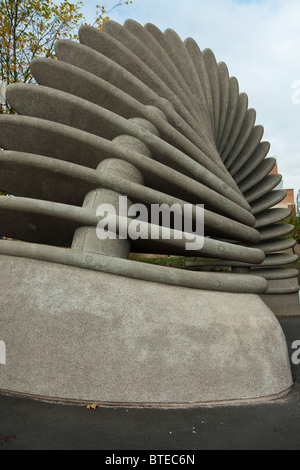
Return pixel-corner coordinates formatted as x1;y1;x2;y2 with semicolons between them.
0;255;293;405
260;275;300;316
261;292;300;317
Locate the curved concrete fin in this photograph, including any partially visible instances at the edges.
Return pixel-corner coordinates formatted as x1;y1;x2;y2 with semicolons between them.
224;108;257;168
101;21;205;126
254;207;292;229
229;126;265;176
216;61;230;147
30;58;229;170
6;83;243;197
220;93;248;160
217;78;240;156
0;150;257;238
258;223;295;241
202;48;221;140
238;157;277;192
250;190;287;214
0;20;295;300
250;237;296;253
77;26;202;134
244;174;282;203
0;197;263;263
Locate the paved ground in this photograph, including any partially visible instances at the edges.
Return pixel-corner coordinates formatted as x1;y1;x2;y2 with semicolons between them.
0;316;299;451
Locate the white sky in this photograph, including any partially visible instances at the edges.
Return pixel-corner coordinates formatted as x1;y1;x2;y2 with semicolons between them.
82;0;300;204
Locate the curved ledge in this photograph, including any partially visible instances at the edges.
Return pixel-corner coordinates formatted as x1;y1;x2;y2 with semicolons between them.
0;242;268;294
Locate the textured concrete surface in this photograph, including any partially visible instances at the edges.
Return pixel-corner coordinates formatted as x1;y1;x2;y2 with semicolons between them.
0;316;298;451
260;245;300;315
0;21;294;275
0;20;297;312
261;292;300;316
0;255;292;404
0;21;298;435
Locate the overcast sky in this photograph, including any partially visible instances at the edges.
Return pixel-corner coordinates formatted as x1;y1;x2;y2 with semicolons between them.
82;0;300;204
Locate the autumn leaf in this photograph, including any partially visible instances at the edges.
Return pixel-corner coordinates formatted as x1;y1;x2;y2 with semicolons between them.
87;403;99;410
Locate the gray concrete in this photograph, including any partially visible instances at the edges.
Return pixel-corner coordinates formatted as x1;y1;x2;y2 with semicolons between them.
250;237;296;253
260;292;300;316
6;84;250;212
0;117;260;243
0;255;292;404
72;159;144;259
250;190;288;214
1;381;300;450
238;157;277;192
0;247;268;293
0;316;299;451
0;20;298;406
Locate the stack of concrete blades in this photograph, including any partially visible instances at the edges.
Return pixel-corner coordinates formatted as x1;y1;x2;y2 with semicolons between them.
0;20;298;296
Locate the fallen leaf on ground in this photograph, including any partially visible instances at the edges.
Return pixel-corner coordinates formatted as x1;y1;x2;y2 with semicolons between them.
87;403;99;410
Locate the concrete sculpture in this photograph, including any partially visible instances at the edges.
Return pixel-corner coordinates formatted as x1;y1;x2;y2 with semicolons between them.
0;20;297;405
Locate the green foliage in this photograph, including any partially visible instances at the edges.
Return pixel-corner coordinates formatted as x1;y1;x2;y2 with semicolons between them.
281;210;300;244
129;254;231;271
129;254;190;269
0;0;133;113
0;0;85;115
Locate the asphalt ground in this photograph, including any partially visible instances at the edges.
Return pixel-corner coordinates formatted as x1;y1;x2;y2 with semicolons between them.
0;316;299;451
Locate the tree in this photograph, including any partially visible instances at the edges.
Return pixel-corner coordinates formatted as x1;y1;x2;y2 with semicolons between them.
93;1;132;29
0;0;133;113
